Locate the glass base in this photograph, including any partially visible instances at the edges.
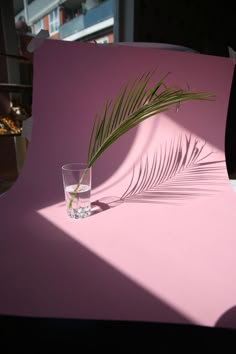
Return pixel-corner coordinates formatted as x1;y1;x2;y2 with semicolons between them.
67;206;91;219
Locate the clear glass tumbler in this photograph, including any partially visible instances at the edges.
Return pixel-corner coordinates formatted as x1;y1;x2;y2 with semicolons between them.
62;163;92;219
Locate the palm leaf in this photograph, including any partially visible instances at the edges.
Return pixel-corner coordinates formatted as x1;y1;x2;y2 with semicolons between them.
121;135;226;203
69;72;213;207
87;71;213;168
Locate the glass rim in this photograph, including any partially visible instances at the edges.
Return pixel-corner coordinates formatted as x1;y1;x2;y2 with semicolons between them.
62;163;90;172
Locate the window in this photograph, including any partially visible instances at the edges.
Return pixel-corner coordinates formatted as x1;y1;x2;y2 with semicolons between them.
48;8;59;35
34;19;43;34
95;36;109;44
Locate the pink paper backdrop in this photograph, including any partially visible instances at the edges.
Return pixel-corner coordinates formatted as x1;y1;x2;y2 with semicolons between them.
0;40;236;329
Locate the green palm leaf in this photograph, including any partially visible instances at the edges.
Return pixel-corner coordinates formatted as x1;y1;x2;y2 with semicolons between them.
87;71;213;168
69;71;214;208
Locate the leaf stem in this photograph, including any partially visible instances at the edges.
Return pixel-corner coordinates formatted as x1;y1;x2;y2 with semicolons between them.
67;167;89;209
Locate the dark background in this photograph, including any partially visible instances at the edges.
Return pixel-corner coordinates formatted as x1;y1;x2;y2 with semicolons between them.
133;1;236;57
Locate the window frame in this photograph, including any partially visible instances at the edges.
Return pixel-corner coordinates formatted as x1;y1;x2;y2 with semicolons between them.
48;7;60;35
34;18;43;35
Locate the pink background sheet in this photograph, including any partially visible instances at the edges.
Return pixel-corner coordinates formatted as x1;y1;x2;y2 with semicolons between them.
0;40;236;328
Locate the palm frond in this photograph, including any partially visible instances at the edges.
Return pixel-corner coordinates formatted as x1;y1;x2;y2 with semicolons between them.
121;135;226;202
69;72;214;207
87;72;214;168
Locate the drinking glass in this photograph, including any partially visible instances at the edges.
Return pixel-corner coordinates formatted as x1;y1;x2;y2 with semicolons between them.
62;163;91;219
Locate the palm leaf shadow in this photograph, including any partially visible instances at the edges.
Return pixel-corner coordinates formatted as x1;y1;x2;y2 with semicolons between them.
120;135;227;204
91;135;227;214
